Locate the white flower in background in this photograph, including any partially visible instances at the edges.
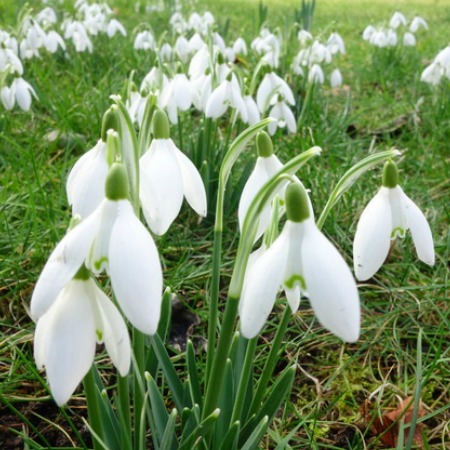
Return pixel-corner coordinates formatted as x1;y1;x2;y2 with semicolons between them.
420;62;443;85
188;33;205;53
212;32;226;52
240;182;360;342
141;66;169;95
205;75;248;121
159;73;194;123
134;30;156;51
434;46;450;76
175;35;191;62
127;89;147;125
308;64;324;84
107;19;127;38
256;71;295;113
1;77;37;111
191;72;212;112
0;47;23;74
267;97;297;135
140;110;207;235
410;16;428;33
252;29;281;68
233;37;247;55
243;95;261;125
403;32;416;46
389;11;407;29
362;25;375;41
31;163;163;335
34;272;130;406
45;31;66;53
67;138;109;218
327;32;345;55
189;45;211;79
330;68;343;87
170;12;187;34
159;43;173;62
298;29;313;45
64;21;93;53
36;7;58;26
309;41;332;64
353;160;434;281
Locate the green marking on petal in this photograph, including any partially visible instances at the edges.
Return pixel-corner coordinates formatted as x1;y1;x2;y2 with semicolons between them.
96;329;103;342
284;274;306;291
391;227;406;239
94;257;109;272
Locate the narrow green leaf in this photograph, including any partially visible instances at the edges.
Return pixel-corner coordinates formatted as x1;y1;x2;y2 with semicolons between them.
240;416;269;450
160;409;178;450
150;333;184;412
218;420;240;450
181;404;200;442
146;374;169;446
187;340;202;408
215;359;234;442
179;408;220;450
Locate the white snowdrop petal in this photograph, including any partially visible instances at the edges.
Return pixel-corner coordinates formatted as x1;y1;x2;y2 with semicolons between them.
301;220;360;342
94;283;131;376
43;281;96;406
109;201;163;335
353;188;392;281
139;140;184;235
403;192;435;266
30;209;100;319
239;227;289;338
172;143;207;217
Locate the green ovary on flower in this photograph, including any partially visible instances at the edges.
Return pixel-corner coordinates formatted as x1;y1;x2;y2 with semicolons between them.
284;274;306;291
105;163;129;200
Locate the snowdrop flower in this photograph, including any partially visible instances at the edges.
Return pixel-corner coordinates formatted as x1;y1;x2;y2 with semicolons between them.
65;21;93;53
34;267;130;406
175;36;191;62
191;71;212;112
309;41;332;64
233;37;247;55
298;29;313;45
139;110;207;235
189;45;211;79
256;71;295;113
353;160;434;281
362;25;375;41
267;97;297;135
159;73;194;124
330;68;343;87
134;30;155;51
205;74;247;121
31;163;163;335
243;95;261;126
239;182;360;342
389;12;407;29
36;7;58;26
107;19;127;38
308;64;324;84
420;62;443;85
45;31;66;53
141;66;168;95
327;32;345;55
188;33;205;53
159;43;173;62
1;77;37;111
410;16;428;33
403;32;416;46
0;47;23;74
66;133;109;218
435;46;450;76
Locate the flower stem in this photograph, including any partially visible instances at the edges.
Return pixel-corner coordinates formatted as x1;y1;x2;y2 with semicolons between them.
133;328;146;449
83;366;104;450
117;375;131;449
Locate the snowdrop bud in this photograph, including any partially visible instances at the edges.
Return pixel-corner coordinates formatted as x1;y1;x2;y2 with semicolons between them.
106;130;120;167
382;159;399;188
101;106;119;142
105;163;129;200
152;109;170;139
285;182;310;222
256;131;273;157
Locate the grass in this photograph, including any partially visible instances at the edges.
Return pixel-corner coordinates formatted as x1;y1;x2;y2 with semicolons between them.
1;0;449;448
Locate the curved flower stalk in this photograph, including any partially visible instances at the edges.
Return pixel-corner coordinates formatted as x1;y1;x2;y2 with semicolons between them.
240;182;360;342
353;160;435;281
34;267;130;406
139;109;207;235
31;163;163;335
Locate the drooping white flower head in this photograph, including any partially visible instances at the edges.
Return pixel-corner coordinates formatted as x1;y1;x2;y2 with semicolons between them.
389;11;407;29
239;182;360;342
34;272;130;405
64;21;93;53
410;16;428;33
31;163;164;336
45;31;66;53
36;7;58;26
158;73;194;124
107;19;127;38
134;30;156;51
298;29;313;45
205;74;248;122
139;110;207;235
256;71;295;113
420;62;444;86
0;47;23;74
403;32;416;47
308;64;324;84
330;68;343;88
362;25;375;41
267;98;297;135
353;160;435;281
327;32;346;55
242;95;261;126
1;77;38;111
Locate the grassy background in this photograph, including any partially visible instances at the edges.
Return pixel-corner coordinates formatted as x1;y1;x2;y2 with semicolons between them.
1;0;449;448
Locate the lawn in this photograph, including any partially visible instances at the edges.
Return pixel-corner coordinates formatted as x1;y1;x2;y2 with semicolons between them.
0;0;449;448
